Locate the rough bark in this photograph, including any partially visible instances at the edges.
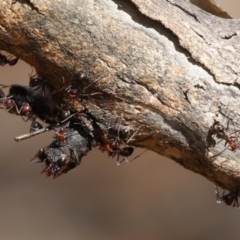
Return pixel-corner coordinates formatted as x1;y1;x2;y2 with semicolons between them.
1;0;240;191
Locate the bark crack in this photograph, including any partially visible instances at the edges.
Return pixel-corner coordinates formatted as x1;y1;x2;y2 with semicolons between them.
166;0;201;23
112;0;195;60
12;0;43;15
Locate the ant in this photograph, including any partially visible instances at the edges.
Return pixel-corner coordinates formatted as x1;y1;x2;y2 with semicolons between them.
207;120;238;152
65;74;104;99
53;121;72;145
100;117;140;164
0;53;19;66
214;185;240;208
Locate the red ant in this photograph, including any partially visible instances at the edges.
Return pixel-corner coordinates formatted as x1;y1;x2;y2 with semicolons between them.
65;75;104;99
214;185;240;208
0;53;19;66
207;120;238;153
53;112;81;145
54;122;71;143
100;120;141;164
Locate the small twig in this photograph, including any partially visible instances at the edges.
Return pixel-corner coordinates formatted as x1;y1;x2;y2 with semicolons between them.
14;126;52;142
14;112;80;142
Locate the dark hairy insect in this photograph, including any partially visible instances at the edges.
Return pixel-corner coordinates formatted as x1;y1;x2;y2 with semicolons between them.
214;185;240;208
7;81;63;124
0;82;64;134
0;53;19;66
0;85;28;113
6;85;44;131
29;74;52;97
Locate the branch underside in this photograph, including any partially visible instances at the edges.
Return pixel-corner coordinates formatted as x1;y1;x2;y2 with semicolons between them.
0;0;240;194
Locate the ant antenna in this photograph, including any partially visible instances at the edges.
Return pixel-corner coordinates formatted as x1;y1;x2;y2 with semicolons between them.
82;75;106;93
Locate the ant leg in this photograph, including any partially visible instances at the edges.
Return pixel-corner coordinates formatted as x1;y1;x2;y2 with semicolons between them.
82;75;106;93
214;185;223;204
9;102;22;114
209;145;230;159
124;156;129;163
6;105;15;112
126;127;141;144
116;153;121;166
129;149;148;163
236;197;240;209
59;112;78;124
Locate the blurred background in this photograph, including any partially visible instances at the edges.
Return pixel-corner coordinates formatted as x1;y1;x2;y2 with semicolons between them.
0;1;239;239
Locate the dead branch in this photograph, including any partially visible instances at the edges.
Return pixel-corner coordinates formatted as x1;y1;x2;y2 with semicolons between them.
1;0;240;191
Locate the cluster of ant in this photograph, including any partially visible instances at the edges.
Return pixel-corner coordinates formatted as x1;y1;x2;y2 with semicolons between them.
1;53;239;208
0;53;139;178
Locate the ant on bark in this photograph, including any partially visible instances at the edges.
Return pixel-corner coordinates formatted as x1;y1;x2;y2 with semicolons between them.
0;53;19;66
65;74;104;99
214;185;240;208
100;116;141;164
207;120;238;152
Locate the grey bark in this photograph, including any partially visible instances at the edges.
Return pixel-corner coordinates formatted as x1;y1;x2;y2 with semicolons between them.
1;0;240;191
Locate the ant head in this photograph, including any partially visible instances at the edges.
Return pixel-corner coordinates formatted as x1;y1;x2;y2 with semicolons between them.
4;98;15;108
21;102;31;114
0;90;4;99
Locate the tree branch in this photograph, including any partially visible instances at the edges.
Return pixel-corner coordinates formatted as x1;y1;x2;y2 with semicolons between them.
1;0;240;191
